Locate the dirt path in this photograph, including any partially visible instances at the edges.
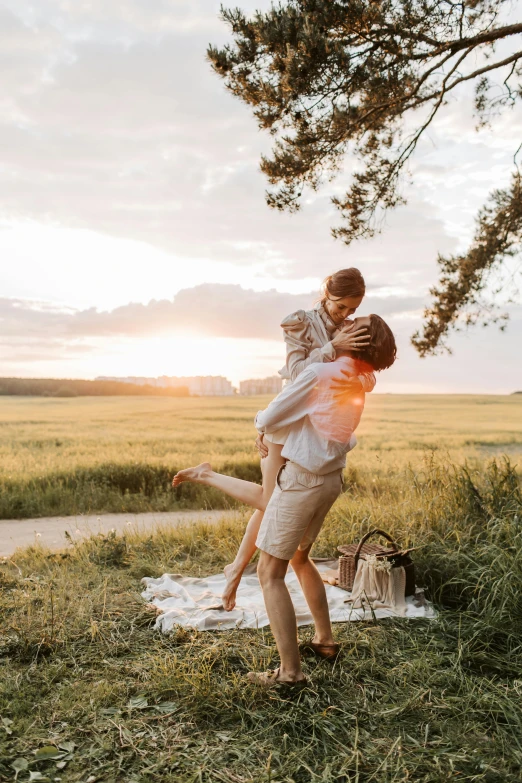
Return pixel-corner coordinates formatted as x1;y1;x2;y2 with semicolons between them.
0;509;235;557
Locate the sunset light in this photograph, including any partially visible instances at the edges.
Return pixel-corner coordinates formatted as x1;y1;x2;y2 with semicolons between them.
2;1;522;775
102;336;286;387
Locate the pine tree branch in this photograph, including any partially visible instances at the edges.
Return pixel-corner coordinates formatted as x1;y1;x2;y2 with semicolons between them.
412;173;522;356
209;0;522;352
398;21;522;60
433;50;522;96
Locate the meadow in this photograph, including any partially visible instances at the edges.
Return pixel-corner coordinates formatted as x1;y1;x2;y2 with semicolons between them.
1;394;521;519
1;456;521;782
1;394;522;782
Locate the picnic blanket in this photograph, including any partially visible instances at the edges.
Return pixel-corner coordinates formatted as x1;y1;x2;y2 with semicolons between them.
141;559;436;632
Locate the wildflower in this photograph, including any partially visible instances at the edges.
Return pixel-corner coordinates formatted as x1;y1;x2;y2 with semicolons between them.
76;529;81;534
365;553;392;573
36;532;42;538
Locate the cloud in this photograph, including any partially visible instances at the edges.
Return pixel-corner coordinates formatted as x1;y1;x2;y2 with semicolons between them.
1;0;519;293
3;288;521;395
0;286;425;346
1;1;520;390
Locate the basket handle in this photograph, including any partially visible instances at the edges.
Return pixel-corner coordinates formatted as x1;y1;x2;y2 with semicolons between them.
354;528;398;570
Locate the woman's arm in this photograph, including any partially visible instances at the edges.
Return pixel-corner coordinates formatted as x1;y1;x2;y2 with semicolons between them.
332;371;375;396
287;343;336;381
359;371;376;392
282;311;336;381
282;310;373;382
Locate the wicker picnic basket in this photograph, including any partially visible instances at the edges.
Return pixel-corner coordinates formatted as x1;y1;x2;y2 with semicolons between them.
338;528;416;596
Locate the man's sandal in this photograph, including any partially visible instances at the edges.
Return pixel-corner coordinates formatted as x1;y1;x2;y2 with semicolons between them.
246;668;307;689
301;641;340;661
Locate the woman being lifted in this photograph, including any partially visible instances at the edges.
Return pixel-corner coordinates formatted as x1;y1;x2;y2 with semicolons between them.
174;267;374;610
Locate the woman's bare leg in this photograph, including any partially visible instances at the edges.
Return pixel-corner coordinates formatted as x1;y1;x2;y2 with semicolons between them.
172;443;285;513
173;462;267;510
172;444;285;610
222;443;285;610
222;509;263;610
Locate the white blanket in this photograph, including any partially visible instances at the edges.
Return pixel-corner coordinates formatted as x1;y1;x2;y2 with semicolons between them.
141;560;436;633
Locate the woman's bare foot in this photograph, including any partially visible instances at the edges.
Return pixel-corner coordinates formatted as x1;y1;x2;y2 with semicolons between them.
222;563;243;611
172;462;212;487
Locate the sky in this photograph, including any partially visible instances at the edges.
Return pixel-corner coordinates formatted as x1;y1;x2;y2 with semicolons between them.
1;0;521;392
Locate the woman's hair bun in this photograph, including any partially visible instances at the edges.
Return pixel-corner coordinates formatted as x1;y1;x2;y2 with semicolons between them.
322;268;365;301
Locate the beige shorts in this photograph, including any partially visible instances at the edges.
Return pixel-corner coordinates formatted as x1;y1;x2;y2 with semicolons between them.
256;461;343;561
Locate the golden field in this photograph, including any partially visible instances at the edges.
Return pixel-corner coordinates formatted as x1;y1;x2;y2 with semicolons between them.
1;393;521;518
1;393;522;479
1;396;522;782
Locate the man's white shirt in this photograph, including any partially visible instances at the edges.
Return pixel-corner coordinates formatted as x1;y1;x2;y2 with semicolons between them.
255;356;365;475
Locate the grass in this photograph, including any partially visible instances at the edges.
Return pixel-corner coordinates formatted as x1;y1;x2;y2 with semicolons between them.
1;394;522;519
1;457;521;782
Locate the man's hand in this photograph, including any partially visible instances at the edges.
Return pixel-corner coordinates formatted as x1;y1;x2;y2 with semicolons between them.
255;433;268;458
331;372;364;403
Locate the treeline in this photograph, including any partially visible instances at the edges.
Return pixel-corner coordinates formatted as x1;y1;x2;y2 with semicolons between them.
0;378;190;398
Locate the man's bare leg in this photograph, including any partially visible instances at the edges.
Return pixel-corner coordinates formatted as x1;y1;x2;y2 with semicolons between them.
290;545;335;646
222;443;285;610
255;550;306;683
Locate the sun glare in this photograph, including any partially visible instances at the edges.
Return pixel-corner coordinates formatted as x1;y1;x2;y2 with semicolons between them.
100;335;285;386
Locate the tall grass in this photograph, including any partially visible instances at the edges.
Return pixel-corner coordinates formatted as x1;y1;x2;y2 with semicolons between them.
1;458;521;782
1;394;521;519
0;460;262;519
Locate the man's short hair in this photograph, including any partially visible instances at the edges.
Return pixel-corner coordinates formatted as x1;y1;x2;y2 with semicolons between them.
358;314;397;371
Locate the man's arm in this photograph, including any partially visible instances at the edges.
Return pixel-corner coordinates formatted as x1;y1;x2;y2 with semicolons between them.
255;367;318;433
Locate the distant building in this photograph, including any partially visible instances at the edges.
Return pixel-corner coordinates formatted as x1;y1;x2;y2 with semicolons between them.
96;375;234;396
184;376;234;396
239;376;283;396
